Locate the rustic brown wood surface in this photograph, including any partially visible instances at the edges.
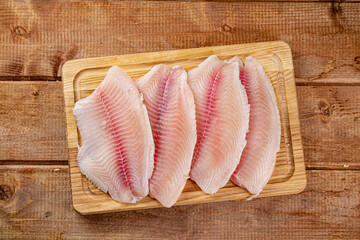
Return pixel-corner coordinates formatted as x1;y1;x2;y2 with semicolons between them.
0;1;359;80
0;166;359;239
0;81;67;163
0;0;359;238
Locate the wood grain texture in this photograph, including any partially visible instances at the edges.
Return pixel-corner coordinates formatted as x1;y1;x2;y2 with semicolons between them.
62;41;306;214
298;85;360;170
0;166;359;239
0;1;359;80
0;81;67;163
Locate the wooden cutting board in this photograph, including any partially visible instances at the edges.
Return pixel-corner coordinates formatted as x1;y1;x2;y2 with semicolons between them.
62;41;306;215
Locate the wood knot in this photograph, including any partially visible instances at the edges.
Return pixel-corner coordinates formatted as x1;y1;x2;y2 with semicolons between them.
318;100;332;117
354;57;360;70
196;40;207;48
221;24;234;33
13;26;30;38
322;108;331;116
45;211;52;218
355;56;360;64
0;184;13;203
332;2;342;14
51;46;79;77
32;91;39;96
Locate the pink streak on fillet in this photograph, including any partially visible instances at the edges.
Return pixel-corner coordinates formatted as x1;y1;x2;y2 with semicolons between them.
136;65;197;207
188;55;250;194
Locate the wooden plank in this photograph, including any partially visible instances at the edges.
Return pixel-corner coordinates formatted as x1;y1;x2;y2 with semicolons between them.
0;81;67;162
0;1;359;80
62;41;306;214
0;166;358;239
298;85;360;169
1;81;359;169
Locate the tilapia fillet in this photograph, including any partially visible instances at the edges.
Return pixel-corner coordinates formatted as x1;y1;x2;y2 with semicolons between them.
230;57;281;195
73;66;154;204
188;55;250;194
136;65;197;207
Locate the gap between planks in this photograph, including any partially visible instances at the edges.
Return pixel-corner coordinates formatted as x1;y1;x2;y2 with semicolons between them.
2;163;359;171
0;76;61;81
112;0;360;2
296;82;360;86
4;76;360;86
2;76;360;86
0;161;68;166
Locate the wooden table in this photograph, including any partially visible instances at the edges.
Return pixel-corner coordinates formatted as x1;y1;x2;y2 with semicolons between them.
0;1;359;239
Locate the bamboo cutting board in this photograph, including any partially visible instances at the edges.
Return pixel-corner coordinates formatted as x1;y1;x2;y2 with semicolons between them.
62;41;306;215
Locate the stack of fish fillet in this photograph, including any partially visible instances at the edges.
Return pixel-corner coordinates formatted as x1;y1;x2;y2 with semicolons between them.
73;55;281;208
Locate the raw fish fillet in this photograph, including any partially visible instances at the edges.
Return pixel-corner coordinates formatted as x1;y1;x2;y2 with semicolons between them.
73;66;154;204
136;65;197;207
230;56;281;195
188;55;250;194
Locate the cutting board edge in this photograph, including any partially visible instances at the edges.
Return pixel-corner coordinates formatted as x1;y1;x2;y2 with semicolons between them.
70;169;307;215
61;41;293;76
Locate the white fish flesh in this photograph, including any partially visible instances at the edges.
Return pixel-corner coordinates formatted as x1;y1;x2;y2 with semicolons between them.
188;55;250;194
136;65;197;207
73;66;154;203
230;56;281;195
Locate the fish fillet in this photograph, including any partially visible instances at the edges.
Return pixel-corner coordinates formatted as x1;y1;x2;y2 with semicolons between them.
136;65;197;207
188;55;250;194
73;66;154;204
230;56;281;195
